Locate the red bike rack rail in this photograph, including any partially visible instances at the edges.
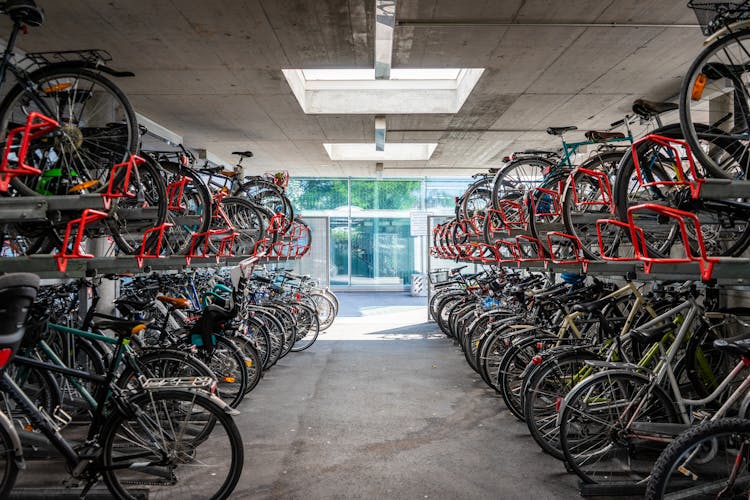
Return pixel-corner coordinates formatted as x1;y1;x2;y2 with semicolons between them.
498;199;528;229
54;208;109;273
135;222;173;268
546;231;589;272
0;112;59;192
570;168;615;213
625;203;719;281
530;181;563;219
495;240;520;264
166;176;191;210
595;218;640;262
515;235;548;265
101;155;144;209
185;229;238;265
631;134;704;198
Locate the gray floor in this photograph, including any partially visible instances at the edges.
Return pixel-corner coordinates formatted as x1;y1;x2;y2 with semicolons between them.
232;293;579;499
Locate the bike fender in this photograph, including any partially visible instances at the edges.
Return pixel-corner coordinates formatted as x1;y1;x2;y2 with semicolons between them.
0;410;24;469
26;61;135;78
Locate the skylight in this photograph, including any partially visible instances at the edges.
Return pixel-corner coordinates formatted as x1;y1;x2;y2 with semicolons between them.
302;68;462;81
323;143;438;161
282;68;484;114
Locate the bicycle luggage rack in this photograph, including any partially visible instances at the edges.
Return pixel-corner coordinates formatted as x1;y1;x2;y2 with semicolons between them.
134;222;173;268
185;229;238;266
570;167;615;212
0;112;59;192
515;235;548;265
546;231;589;272
631;134;704;198
101;155;143;209
54;208;109;273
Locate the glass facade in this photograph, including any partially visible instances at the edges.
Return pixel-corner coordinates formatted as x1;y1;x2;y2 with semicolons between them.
288;177;468;289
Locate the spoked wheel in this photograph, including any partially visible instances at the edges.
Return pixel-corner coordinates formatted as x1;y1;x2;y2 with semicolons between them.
0;67;138;196
679;27;750;180
235;179;293;232
290;303;320;352
460;177;493;221
558;369;678;485
491;156;554;210
101;389;243;500
210;197;267;256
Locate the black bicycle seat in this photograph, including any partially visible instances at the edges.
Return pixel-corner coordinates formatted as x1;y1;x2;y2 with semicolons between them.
5;0;44;27
546;126;577;136
93;318;153;335
113;296;151;311
571;296;618;315
632;99;678;118
713;337;750;359
232;151;253;158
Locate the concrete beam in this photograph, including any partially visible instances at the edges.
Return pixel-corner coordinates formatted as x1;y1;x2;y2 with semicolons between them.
375;116;386;151
136;113;183;145
375;0;396;79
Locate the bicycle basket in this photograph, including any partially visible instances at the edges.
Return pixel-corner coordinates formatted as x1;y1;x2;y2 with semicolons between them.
429;269;450;284
687;0;750;36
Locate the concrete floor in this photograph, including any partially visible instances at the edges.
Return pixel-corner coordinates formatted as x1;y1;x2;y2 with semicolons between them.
232;293;579;499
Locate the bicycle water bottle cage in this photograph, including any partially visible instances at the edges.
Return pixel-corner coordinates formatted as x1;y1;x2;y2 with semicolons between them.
0;112;58;192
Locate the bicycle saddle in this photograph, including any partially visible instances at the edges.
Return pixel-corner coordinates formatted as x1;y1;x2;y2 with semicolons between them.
632;99;678;118
114;296;151;312
156;295;191;310
220;170;240;178
713;337;750;359
93;318;154;335
584;130;626;142
570;295;619;315
546;126;577;136
5;0;43;26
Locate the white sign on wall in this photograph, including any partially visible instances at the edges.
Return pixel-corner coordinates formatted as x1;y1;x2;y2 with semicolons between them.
410;210;429;237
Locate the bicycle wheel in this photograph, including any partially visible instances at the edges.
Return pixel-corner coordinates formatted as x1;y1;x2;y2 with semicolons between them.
211;197;266;256
561;151;627;260
679;27;750;179
291;303;320;352
460;177;493;221
613;123;750;258
109;156;168;255
310;292;336;331
101;389;243;500
498;335;557;421
528;171;571;258
229;335;263;394
245;316;271;368
117;349;215;390
559;369;678;484
646;417;750;500
235;178;293;231
523;349;599;460
0;418;19;499
491;156;554;210
0;66;138;196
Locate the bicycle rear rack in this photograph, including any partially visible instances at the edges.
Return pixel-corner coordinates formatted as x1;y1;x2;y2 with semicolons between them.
570;168;615;213
54;209;108;273
0;112;59;192
135;223;173;268
546;231;589;272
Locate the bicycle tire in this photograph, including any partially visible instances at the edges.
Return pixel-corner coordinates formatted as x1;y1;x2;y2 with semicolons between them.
0;65;138;196
0;419;19;498
101;389;243;500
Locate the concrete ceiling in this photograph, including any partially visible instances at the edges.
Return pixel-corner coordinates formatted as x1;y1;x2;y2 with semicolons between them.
11;0;704;177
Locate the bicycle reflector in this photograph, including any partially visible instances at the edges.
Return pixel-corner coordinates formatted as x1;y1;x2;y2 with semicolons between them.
691;73;707;101
0;348;13;369
531;355;543;365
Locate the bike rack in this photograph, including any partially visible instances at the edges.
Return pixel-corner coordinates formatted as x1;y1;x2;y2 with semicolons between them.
101;155;144;210
477;243;499;263
631;134;704;198
515;235;548;265
595;218;640;262
0;112;59;192
530;182;563;219
134;222;173;268
498;199;528;229
495;240;520;264
166;176;191;210
185;229;238;266
570;167;615;213
54;208;109;272
626;203;719;281
546;231;589;272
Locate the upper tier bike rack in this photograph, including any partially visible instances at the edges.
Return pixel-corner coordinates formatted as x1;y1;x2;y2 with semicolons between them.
546;231;589;272
101;155;143;210
631;134;704;199
185;229;239;266
135;222;173;268
54;208;109;273
0;112;59;192
515;235;548;265
570;167;615;213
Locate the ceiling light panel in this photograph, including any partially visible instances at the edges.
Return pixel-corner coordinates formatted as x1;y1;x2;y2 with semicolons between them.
323;143;437;161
